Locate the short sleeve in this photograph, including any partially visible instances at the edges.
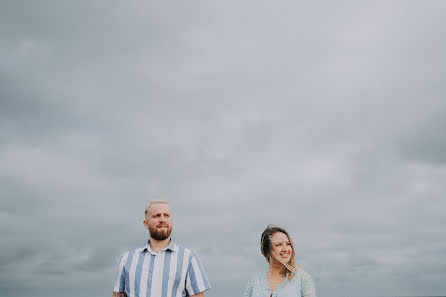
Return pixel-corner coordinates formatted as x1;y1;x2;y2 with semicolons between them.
113;252;128;293
185;252;211;295
301;272;316;297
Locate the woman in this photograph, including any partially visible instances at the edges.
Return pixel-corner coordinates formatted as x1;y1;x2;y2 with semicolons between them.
244;225;316;297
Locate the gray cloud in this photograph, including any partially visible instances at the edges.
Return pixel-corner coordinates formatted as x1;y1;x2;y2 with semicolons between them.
2;1;446;297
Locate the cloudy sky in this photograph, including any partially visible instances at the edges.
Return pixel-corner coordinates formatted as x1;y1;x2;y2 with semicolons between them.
1;1;446;297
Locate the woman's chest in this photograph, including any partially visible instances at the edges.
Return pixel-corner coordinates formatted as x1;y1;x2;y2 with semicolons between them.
252;279;301;297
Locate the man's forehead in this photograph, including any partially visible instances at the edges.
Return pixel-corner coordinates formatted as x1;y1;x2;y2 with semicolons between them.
148;203;171;214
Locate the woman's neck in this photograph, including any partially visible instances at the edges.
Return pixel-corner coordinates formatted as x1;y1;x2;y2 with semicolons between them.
268;262;286;276
267;262;287;293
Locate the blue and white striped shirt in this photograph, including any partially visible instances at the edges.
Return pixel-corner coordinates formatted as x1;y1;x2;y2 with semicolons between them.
113;240;211;297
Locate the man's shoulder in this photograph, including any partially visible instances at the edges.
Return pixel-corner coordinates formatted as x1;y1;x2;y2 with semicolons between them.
171;243;203;260
172;243;193;255
119;246;146;258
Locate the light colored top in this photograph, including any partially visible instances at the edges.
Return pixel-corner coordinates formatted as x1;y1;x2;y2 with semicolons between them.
113;239;211;297
244;268;316;297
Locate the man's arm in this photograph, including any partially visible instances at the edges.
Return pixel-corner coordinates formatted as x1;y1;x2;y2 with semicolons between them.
113;252;129;297
185;252;211;297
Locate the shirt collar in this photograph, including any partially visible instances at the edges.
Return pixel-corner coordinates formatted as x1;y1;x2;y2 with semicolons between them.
143;238;177;253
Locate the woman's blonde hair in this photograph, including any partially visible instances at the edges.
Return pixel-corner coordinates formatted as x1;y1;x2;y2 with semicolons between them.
260;225;298;280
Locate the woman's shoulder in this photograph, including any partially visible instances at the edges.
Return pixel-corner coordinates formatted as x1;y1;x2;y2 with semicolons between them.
294;268;316;295
244;269;268;297
298;268;312;279
290;268;314;285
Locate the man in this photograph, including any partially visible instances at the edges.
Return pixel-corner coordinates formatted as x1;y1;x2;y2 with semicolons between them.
113;200;211;297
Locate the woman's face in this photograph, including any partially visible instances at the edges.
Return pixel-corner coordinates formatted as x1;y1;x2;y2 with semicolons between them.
270;232;292;263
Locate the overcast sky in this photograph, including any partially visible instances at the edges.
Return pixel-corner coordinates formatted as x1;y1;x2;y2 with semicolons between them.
1;1;446;297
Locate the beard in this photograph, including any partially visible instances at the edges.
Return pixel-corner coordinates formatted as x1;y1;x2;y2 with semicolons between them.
149;224;172;240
